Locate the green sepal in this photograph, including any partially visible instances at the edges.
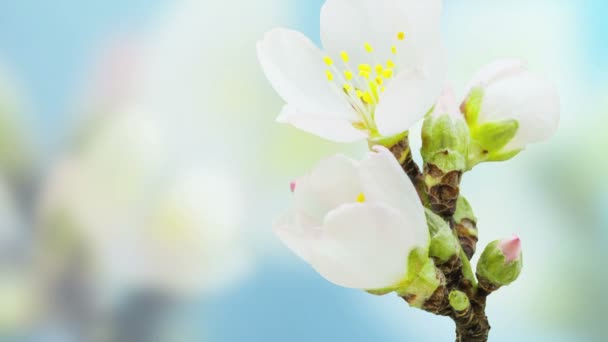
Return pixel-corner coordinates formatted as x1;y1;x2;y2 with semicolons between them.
448;290;470;312
477;240;523;286
426;209;459;263
472;119;519;152
462;87;483;126
368;130;409;149
367;246;441;305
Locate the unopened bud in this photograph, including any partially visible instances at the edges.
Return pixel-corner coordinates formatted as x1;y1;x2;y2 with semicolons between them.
477;235;523;288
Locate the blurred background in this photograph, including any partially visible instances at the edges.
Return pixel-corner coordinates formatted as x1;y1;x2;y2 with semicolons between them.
0;0;605;341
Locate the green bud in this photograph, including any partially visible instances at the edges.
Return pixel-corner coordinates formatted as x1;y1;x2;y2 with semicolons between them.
425;209;459;263
477;236;523;287
448;290;470;312
421;97;470;173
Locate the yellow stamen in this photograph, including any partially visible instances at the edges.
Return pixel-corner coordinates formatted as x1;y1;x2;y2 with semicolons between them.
391;45;397;54
358;64;371;72
340;51;350;63
326;70;334;81
386;59;395;68
397;32;406;41
343;83;353;92
362;92;373;104
323;56;334;66
383;69;393;79
375;64;384;74
344;70;353;81
359;70;370;79
364;42;373;53
356;192;366;203
375;77;384;85
380;86;386;93
356;90;364;98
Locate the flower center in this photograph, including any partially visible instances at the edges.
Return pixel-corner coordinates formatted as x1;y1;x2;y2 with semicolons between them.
323;32;407;133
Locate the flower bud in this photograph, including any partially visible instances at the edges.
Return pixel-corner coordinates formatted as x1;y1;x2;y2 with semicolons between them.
421;87;469;217
426;209;459;264
421;87;470;173
476;235;523;288
448;290;470;312
461;59;560;168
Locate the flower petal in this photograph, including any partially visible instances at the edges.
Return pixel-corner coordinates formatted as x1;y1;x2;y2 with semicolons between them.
359;146;426;229
310;203;427;289
274;207;320;263
278;105;368;142
479;71;560;150
374;51;445;135
321;0;443;70
294;154;363;219
464;58;526;94
257;28;355;122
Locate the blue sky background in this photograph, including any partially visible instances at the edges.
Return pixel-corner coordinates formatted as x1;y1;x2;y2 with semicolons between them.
0;1;606;341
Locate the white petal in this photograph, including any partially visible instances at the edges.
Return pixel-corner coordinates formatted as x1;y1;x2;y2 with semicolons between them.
278;105;368;142
464;58;526;94
359;147;426;229
294;154;363;219
321;0;443;70
374;51;445;135
311;203;428;289
480;72;560;150
274;207;320;263
257;28;355;122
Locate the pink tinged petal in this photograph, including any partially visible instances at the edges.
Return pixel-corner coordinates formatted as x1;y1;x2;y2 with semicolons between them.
278;105;368;142
289;181;296;193
498;235;522;263
257;28;358;140
374;51;446;135
433;85;460;118
310;203;426;289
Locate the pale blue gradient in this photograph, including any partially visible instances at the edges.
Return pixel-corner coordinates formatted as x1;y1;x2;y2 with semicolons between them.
0;1;606;341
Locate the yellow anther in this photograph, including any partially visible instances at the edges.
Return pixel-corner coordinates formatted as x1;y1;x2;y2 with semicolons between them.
352;121;367;130
364;42;374;53
383;69;393;79
358;64;372;72
380;86;386;93
344;70;353;81
375;64;384;74
362;92;373;104
376;77;384;85
326;70;334;81
356;192;366;203
359;70;370;79
397;32;406;40
343;83;353;92
386;59;395;68
391;45;397;54
340;51;350;63
356;90;364;98
323;56;334;66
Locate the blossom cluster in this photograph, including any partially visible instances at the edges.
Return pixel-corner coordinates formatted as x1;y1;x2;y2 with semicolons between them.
258;0;558;338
